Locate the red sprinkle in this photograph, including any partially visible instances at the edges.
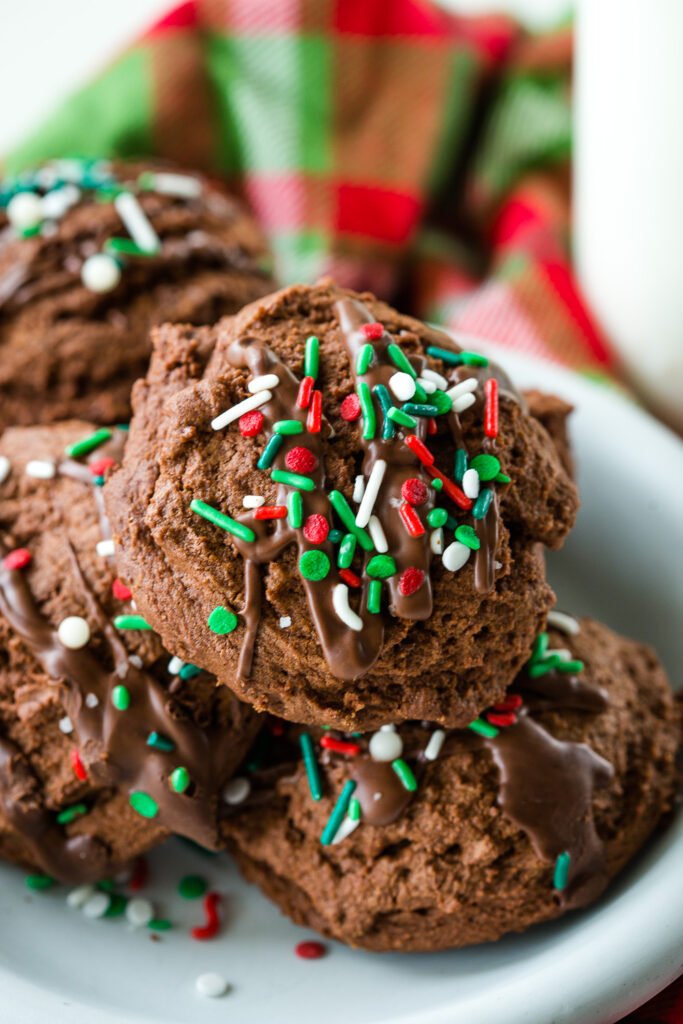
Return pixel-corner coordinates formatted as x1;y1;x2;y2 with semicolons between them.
285;446;317;474
129;856;148;892
340;393;361;422
484;377;499;438
307;390;322;433
404;434;434;466
303;514;329;544
428;465;473;511
297;375;314;409
339;568;361;588
360;322;383;340
268;716;285;736
239;410;264;437
112;578;132;601
494;693;523;712
401;478;428;506
320;736;361;756
191;891;221;941
3;548;31;571
427;417;438;435
399;502;425;538
486;711;516;728
399;567;425;596
295;940;327;960
70;749;87;781
88;457;116;477
254;505;288;520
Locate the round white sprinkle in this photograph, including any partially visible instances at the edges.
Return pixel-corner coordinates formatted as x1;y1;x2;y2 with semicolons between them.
81;253;121;293
420;367;448;390
242;495;265;509
424;729;446;761
196;972;229;999
442;541;471;573
369;729;403;762
211;389;271;431
446;377;478;401
416;376;436;394
352;474;365;504
547;610;580;635
389;371;416;403
279;616;292;628
0;456;10;485
167;656;184;675
247;373;279;394
368;515;388;553
332;816;361;844
355;459;386;528
462;468;480;500
332;584;363;632
82;892;111;919
58;715;73;734
430;527;444;554
452;392;476;414
25;459;55;480
126;897;154;928
85;692;99;709
67;884;96;909
57;616;91;650
96;539;115;557
223;776;251;805
7;191;43;230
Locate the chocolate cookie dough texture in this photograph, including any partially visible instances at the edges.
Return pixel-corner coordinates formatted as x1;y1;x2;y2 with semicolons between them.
0;422;261;883
223;617;680;952
107;280;579;731
0;158;274;429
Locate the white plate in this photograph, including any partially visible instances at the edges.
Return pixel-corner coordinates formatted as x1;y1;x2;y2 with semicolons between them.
1;349;682;1024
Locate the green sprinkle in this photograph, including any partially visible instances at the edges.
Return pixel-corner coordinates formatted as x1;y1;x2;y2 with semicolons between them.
64;427;112;459
468;719;499;738
528;656;561;678
147;731;175;752
387;406;417;428
357;382;376;440
455;524;480;550
367;578;382;614
426;345;463;366
304;336;319;379
427;508;448;528
116;423;130;432
170;767;191;794
129;791;159;818
366;554;396;579
287;490;303;529
299;550;330;581
553;851;571;890
469;454;501;481
257;433;284;470
348;797;361;822
25;874;53;891
271;469;315;492
337;533;357;569
190;499;256;542
454;449;468;482
392;759;418;792
431;477;443;491
299;733;323;801
557;659;585;674
179;663;201;680
429;389;453;415
104;237;158;257
104;893;127;917
148;918;173;931
137;171;156;190
178;875;207;899
111;685;130;710
328;491;374;552
19;223;42;238
208;605;238;634
274;419;303;435
412;380;429;404
445;514;459;531
113;615;151;631
472;489;493;520
328;529;344;544
372;384;396;439
356;344;373;375
387;343;417;378
402;402;438;417
320;780;356;845
97;879;115;892
461;351;489;366
56;803;88;825
530;632;549;663
92;476;105;487
496;472;511;484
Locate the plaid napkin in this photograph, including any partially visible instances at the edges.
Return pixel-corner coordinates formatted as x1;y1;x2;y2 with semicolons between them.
2;1;679;1018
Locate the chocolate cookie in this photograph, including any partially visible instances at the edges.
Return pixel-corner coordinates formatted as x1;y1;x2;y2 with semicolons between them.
223;616;680;951
0;422;261;883
106;280;578;730
0;158;274;429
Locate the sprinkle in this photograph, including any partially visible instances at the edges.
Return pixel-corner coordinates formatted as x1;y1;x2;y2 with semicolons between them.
424;729;446;761
129;791;159;818
223;776;251;804
368;515;388;553
427;508;447;528
417;377;436;394
399;502;425;537
430;527;444;554
3;548;31;571
239;410;264;437
339;567;361;589
67;884;95;908
114;191;160;253
332;583;363;631
167;656;183;675
303;514;329;544
462;468;480;499
485;377;499;438
392;759;418;792
557;659;584;674
494;694;523;712
63;428;113;462
146;731;174;752
340;393;361;421
285;447;317;474
96;539;115;557
452;393;476;414
179;663;201;680
356;344;374;374
88;457;116;479
431;477;443;491
307;390;322;432
496;472;511;483
126;897;154;928
170;767;191;793
179;874;208;900
287;491;303;528
487;711;516;727
404;434;434;466
148;918;172;931
442;542;471;573
455;524;480;549
367;578;382;613
26;459;56;479
280;616;292;628
57;616;90;649
304;336;319;379
331;817;361;844
257;433;284;470
530;631;549;663
114;614;152;630
553;851;571;891
0;456;10;484
547;610;581;635
421;368;448;389
387;406;417;428
321;780;357;844
111;578;131;601
299;550;330;581
273;420;302;436
399;567;424;596
25;872;53;891
352;474;365;503
372;384;397;439
402;402;438;418
389;371;416;403
141;171;202;198
366;554;396;579
82;892;111;919
58;716;73;734
190;499;256;541
426;345;462;365
468;719;499;738
387;343;417;378
254;505;288;521
271;468;315;492
7;192;43;230
401;478;428;506
369;729;403;762
242;496;265;510
430;389;453;414
111;685;130;711
320;736;361;756
361;322;383;340
297;375;314;409
211;390;271;431
328;491;374;551
355;459;386;528
338;533;357;569
191;891;221;940
56;803;87;825
299;733;323;800
71;749;87;781
248;373;279;394
472;489;493;520
469;454;500;482
357;382;376;440
196;973;230;999
446;377;478;402
207;605;239;636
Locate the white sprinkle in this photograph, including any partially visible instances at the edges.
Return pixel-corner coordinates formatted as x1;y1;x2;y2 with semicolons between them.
279;616;291;628
126;897;154;928
430;527;444;554
67;884;96;909
58;716;73;734
545;647;573;661
211;389;271;431
85;692;99;709
129;655;143;669
494;560;503;571
424;729;446;761
332;816;361;844
452;392;476;414
0;456;10;484
369;729;403;762
26;459;55;479
368;515;388;553
389;371;416;403
442;541;471;573
114;191;160;253
446;377;478;401
462;468;480;500
352;474;365;504
57;616;90;650
82;892;111;919
420;368;448;390
247;373;279;394
167;656;184;675
381;724;396;731
223;776;251;805
196;972;230;999
7;191;43;230
41;185;80;219
355;459;386;528
242;495;265;509
332;584;363;631
81;253;121;293
96;539;115;557
547;610;580;635
373;792;382;801
416;376;437;394
150;172;202;199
